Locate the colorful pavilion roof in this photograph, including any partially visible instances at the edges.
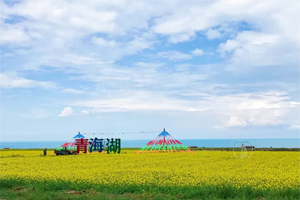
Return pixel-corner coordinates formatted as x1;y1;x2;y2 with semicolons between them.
73;132;85;139
56;132;85;150
137;129;193;153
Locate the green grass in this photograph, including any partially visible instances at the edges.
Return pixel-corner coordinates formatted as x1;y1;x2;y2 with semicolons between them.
1;179;299;200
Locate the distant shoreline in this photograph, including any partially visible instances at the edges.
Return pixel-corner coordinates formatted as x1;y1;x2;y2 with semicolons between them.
1;147;300;151
1;138;299;149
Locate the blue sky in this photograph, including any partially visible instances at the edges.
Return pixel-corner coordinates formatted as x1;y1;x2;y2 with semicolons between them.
0;0;299;141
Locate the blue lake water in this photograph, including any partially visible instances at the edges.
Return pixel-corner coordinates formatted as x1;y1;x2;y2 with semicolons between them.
0;138;299;149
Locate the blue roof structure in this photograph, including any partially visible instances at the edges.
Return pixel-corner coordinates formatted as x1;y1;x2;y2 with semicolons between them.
158;128;170;137
73;132;85;139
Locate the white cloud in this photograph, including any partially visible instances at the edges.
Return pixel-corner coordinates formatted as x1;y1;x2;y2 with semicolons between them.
218;31;279;54
58;107;73;117
191;49;204;56
206;29;222;40
124;34;155;54
0;24;30;45
59;54;105;65
70;90;299;125
0;73;56;89
157;51;192;61
0;0;298;73
61;88;84;94
134;62;163;68
168;33;195;43
226;116;247;127
81;110;89;114
289;125;300;129
152;0;300;45
72;91;206;112
217;30;300;68
91;37;117;47
225;108;286;127
67;89;299;130
217;91;298;127
0;1;160;73
1;0;299;138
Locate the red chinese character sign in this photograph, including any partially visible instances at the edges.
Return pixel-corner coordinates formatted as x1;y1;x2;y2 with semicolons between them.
75;138;89;154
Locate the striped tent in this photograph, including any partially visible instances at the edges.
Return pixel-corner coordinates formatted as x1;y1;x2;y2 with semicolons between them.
56;132;85;151
137;129;193;153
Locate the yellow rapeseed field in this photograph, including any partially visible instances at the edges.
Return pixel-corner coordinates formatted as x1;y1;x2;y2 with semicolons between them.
0;150;299;190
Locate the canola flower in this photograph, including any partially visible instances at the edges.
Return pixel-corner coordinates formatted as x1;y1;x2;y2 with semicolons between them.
0;150;299;190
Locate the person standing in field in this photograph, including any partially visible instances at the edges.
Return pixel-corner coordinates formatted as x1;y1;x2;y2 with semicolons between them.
43;147;47;156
